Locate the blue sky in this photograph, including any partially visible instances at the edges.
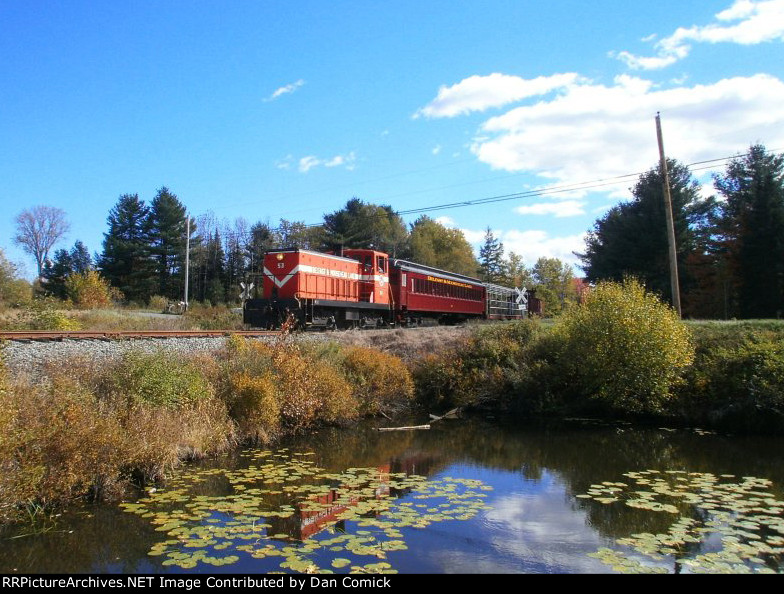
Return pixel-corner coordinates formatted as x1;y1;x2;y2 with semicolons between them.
2;0;784;279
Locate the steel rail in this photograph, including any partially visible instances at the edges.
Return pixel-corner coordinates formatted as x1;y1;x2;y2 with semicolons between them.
0;330;281;342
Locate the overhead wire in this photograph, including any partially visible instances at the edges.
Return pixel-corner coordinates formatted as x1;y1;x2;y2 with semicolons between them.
210;146;784;242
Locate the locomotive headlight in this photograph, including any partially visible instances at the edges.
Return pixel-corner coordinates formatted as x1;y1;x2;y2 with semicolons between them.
276;253;284;261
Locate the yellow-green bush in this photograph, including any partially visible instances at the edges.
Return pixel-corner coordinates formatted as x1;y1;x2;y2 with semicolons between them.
147;295;169;313
682;326;784;432
553;279;694;414
22;297;81;331
226;372;281;442
107;351;215;407
341;345;415;415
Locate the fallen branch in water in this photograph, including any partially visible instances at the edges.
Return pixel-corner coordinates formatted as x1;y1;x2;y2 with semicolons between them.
376;424;431;431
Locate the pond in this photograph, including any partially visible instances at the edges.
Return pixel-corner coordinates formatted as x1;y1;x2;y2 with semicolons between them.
1;417;783;574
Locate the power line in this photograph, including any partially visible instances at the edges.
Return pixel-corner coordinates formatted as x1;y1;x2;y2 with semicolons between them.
208;146;784;242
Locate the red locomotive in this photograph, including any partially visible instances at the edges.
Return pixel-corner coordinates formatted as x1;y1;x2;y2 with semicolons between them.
243;247;537;329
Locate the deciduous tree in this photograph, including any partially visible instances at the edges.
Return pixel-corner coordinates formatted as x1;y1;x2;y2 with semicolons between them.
408;216;479;277
531;257;575;316
0;248;31;306
13;205;70;278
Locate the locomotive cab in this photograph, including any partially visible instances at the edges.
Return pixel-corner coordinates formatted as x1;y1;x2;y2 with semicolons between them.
341;249;390;306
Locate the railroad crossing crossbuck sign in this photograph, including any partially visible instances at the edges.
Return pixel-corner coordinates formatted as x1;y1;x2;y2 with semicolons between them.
515;287;528;311
240;282;254;301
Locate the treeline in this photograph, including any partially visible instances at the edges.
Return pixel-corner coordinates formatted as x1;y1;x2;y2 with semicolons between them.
580;144;784;319
30;189;578;310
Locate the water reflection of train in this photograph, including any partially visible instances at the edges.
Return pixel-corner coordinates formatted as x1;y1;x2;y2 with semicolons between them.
298;465;392;540
262;464;394;540
244;248;541;330
267;454;443;541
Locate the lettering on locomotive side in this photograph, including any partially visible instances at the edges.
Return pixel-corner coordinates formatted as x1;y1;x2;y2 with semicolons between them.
426;275;474;289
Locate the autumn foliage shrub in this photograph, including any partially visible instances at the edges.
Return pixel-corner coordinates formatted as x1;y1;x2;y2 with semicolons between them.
65;270;122;309
21;297;81;331
542;279;694;414
682;326;784;432
413;320;540;410
340;345;415;415
0;376;126;522
217;338;359;440
218;338;414;441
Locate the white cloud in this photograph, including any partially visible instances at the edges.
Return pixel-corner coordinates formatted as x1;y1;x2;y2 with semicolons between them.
500;229;587;271
461;227;488;245
434;215;457;228
422;476;614;573
462;226;587;271
515;200;587;218
297;152;356;173
613;0;784;70
432;144;442;155
274;155;293;170
470;74;784;187
324;155;345;167
265;79;305;102
414;72;581;119
298;155;320;173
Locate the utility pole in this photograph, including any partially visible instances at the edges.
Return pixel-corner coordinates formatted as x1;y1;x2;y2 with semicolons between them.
184;214;190;312
655;112;681;318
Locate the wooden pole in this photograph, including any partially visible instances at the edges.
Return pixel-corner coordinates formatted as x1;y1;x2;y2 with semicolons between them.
184;214;190;312
655;113;682;318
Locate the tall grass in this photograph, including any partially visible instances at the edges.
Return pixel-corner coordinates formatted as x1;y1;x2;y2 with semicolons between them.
0;336;415;524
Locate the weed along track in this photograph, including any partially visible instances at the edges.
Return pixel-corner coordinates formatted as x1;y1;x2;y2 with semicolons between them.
0;329;280;342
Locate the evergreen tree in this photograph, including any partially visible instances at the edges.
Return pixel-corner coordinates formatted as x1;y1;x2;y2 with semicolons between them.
579;159;712;311
148;187;189;300
202;230;226;304
247;221;277;271
321;198;407;255
99;194;154;303
714;145;784;318
479;227;505;284
70;240;92;274
42;248;73;299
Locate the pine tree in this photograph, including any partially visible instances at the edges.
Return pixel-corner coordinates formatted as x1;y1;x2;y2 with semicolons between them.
148;187;189;300
70;240;92;274
579;159;712;311
714;145;784;318
42;248;73;299
99;194;154;303
479;227;505;284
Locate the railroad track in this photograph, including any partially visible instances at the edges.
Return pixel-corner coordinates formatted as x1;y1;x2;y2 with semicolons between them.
0;330;281;342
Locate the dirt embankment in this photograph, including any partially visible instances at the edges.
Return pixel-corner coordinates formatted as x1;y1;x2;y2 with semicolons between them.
325;325;472;364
